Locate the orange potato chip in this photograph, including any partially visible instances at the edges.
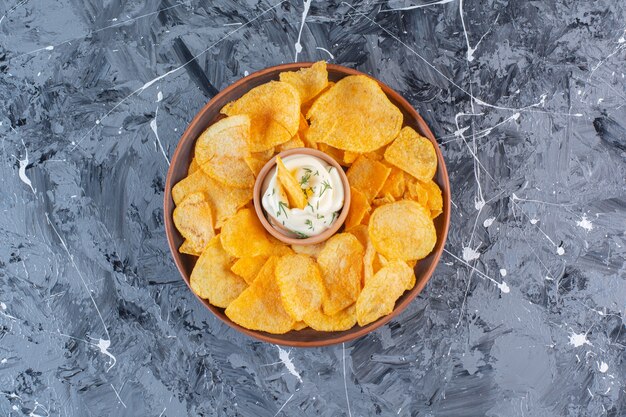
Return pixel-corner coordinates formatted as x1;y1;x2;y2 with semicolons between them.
276;133;305;152
179;239;202;256
361;210;371;225
276;156;307;209
195;114;250;159
275;254;325;321
384;126;437;181
304;304;356;332
317;233;364;315
346;155;391;201
231;256;267;284
292;321;308;331
362;234;384;286
347;224;369;248
279;61;328;103
172;170;252;228
244;149;274;177
202;156;255;189
301;81;335;116
316;143;346;166
343;151;359;165
225;257;295;333
173;192;215;254
307;75;403;152
356;260;413;326
404;176;429;206
422;179;443;218
345;187;370;230
221;81;300;152
371;193;395;208
291;243;324;258
378;167;405;199
188;157;200;174
190;236;248;308
406;260;417;290
220;208;278;257
369;200;436;261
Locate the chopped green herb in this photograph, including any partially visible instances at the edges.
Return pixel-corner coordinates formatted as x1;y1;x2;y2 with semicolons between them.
306;202;314;212
313;170;320;176
316;213;323;220
319;180;332;197
299;171;311;186
277;201;289;218
293;231;309;239
305;219;314;230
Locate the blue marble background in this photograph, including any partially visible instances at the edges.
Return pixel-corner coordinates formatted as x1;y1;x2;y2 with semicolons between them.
0;0;625;415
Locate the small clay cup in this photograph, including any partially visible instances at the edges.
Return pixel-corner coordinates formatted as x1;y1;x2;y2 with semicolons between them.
252;148;351;246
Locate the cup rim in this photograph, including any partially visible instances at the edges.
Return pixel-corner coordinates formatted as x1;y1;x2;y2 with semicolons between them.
252;148;352;246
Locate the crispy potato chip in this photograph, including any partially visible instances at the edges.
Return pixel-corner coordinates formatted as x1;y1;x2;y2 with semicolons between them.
195;114;250;159
190;236;248;308
188;157;200;174
369;200;436;261
222;81;300;152
343;151;359;165
172;170;252;228
361;210;371;225
406;260;417;290
173;192;215;254
276;133;305;152
422;179;443;218
304;304;356;332
363;234;384;286
384;126;437;181
202;156;255;189
345;187;370;230
356;260;413;326
276;156;308;209
372;193;395;208
317;233;364;315
301;81;335;116
292;321;308;331
275;254;325;321
346;155;391;201
404;176;429;206
378;167;405;199
291;243;324;258
347;224;369;248
221;208;278;257
307;75;403;152
244;149;274;177
231;256;267;285
179;239;202;256
279;61;328;103
225;257;295;333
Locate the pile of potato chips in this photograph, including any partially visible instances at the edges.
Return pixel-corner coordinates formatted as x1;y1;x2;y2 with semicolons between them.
172;61;442;334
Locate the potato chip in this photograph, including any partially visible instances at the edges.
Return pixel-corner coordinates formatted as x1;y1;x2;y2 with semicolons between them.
363;234;384;286
345;187;370;230
372;193;396;208
179;239;202;256
406;260;417;290
384;126;437;181
275;254;325;321
276;133;305;152
304;304;356;332
195;115;250;159
231;256;267;284
361;210;371;225
347;224;369;248
279;61;328;103
188;157;200;174
172;170;252;228
244;149;274;177
301;81;335;116
173;192;215;254
202;156;255;189
292;321;308;331
190;236;248;308
422;179;443;218
346;155;391;201
225;256;295;333
378;167;405;199
343;151;359;165
307;75;403;152
317;233;364;315
356;260;413;326
404;176;429;206
291;243;324;258
369;200;436;261
276;156;307;209
221;208;278;257
222;81;300;152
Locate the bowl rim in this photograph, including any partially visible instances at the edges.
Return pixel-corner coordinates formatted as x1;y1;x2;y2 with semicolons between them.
164;62;451;348
252;147;352;245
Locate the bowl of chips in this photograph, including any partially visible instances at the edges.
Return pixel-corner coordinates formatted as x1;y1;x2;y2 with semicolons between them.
164;62;450;347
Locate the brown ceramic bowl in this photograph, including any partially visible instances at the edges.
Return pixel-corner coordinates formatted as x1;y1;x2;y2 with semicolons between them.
252;148;351;246
164;63;451;347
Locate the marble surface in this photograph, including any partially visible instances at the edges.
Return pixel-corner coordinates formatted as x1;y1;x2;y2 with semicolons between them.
1;0;625;415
